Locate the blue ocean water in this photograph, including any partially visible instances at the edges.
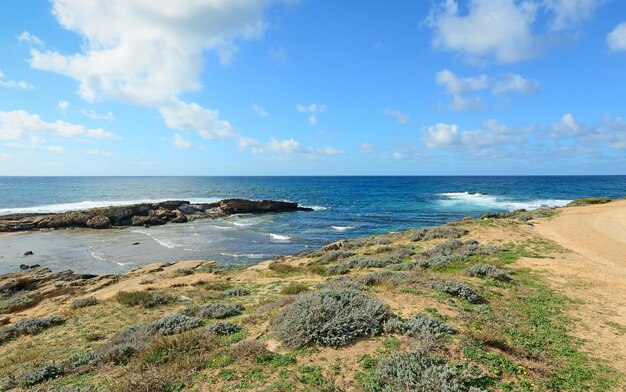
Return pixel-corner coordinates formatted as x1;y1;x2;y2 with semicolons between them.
0;176;624;274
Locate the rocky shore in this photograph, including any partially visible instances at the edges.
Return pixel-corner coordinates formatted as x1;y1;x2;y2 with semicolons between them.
0;199;313;232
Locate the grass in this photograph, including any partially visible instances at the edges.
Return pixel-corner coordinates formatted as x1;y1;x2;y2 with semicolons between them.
0;215;622;391
567;197;612;206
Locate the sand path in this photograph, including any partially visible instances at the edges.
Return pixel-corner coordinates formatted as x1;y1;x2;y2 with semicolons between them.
522;200;626;377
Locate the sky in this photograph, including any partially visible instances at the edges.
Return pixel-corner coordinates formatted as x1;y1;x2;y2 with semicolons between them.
1;0;626;176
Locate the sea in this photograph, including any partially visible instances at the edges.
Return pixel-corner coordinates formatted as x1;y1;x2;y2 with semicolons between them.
1;176;625;275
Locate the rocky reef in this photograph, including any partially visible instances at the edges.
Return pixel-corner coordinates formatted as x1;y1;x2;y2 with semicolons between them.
0;199;313;232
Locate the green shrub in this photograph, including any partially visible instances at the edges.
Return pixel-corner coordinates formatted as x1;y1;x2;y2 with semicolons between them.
145;314;203;336
269;262;297;274
418;239;504;268
206;322;242;336
173;268;194;276
272;289;391;348
0;316;65;344
115;290;171;308
0;292;39;314
366;350;485;392
181;302;244;319
412;225;468;242
223;287;250;296
16;362;64;387
567;197;611;207
383;314;456;338
323;276;365;291
231;340;270;361
357;271;412;286
70;297;99;309
326;263;351;275
427;280;485;304
319;250;356;263
466;263;512;282
281;283;309;295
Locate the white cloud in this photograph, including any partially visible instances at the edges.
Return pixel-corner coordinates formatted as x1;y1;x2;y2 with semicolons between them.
29;0;285;142
58;100;69;112
0;110;116;141
491;73;540;95
17;31;44;46
383;108;410;125
322;146;346;156
425;123;460;148
81;109;115;121
48;146;65;152
436;69;488;95
359;142;376;153
0;70;34;90
544;0;606;31
436;69;539;111
252;103;268;117
428;0;538;64
173;133;192;149
86;149;113;157
607;23;626;52
552;113;583;136
159;99;234;139
296;103;326;126
238;136;345;157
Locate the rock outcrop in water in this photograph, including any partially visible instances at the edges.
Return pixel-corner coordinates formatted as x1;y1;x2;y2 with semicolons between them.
0;199;313;232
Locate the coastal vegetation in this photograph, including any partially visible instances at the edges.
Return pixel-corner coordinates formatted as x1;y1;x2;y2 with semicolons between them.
0;200;623;391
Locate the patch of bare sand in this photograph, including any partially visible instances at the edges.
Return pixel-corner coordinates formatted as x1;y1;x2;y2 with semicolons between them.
523;200;626;378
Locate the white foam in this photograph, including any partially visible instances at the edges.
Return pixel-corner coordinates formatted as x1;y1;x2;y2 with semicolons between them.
332;225;355;231
131;230;178;249
88;248;129;266
0;197;222;215
438;192;571;211
303;205;328;211
269;233;291;241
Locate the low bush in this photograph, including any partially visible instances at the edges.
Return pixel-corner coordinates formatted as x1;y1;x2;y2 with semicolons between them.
206;322;242;336
173;268;194;276
357;271;412;287
269;262;297;274
231;340;270;362
418;239;504;268
376;238;392;245
0;316;65;344
319;250;356;263
383;314;456;338
181;302;244;319
223;287;250;297
567;197;611;207
70;297;99;309
366;350;485;392
326;263;351;275
466;263;512;282
272;289;391;347
427;280;485;304
115;290;171;308
385;262;418;271
281;283;309;295
343;238;375;249
0;292;39;314
256;296;297;314
323;276;365;291
144;314;203;336
15;362;64;387
412;225;468;242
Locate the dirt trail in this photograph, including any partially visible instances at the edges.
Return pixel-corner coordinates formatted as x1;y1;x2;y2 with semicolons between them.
522;200;626;376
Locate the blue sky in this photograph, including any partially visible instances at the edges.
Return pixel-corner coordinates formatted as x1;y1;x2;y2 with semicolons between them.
1;0;626;175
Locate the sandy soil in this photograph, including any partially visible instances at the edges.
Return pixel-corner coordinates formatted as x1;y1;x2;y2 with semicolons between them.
523;200;626;375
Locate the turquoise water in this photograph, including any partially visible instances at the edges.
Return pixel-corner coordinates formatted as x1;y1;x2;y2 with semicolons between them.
0;176;624;274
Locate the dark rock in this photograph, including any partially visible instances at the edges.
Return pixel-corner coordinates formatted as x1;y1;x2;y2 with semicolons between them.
30;264;40;269
20;264;30;269
24;251;34;256
131;242;140;245
86;215;111;229
0;315;9;325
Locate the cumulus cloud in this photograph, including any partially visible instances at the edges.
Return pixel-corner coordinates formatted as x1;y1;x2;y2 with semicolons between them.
607;23;626;52
425;123;460;148
159;99;234;139
57;100;69;113
544;0;607;31
0;70;34;90
427;0;605;64
428;0;538;64
252;103;268;117
81;109;115;121
238;136;345;157
173;133;193;149
425;119;529;149
17;31;44;46
0;110;116;141
296;103;326;125
86;149;113;157
29;0;285;141
436;69;539;111
383;108;410;125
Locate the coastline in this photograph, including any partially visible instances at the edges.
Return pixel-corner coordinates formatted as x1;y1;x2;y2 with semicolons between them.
0;199;624;390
